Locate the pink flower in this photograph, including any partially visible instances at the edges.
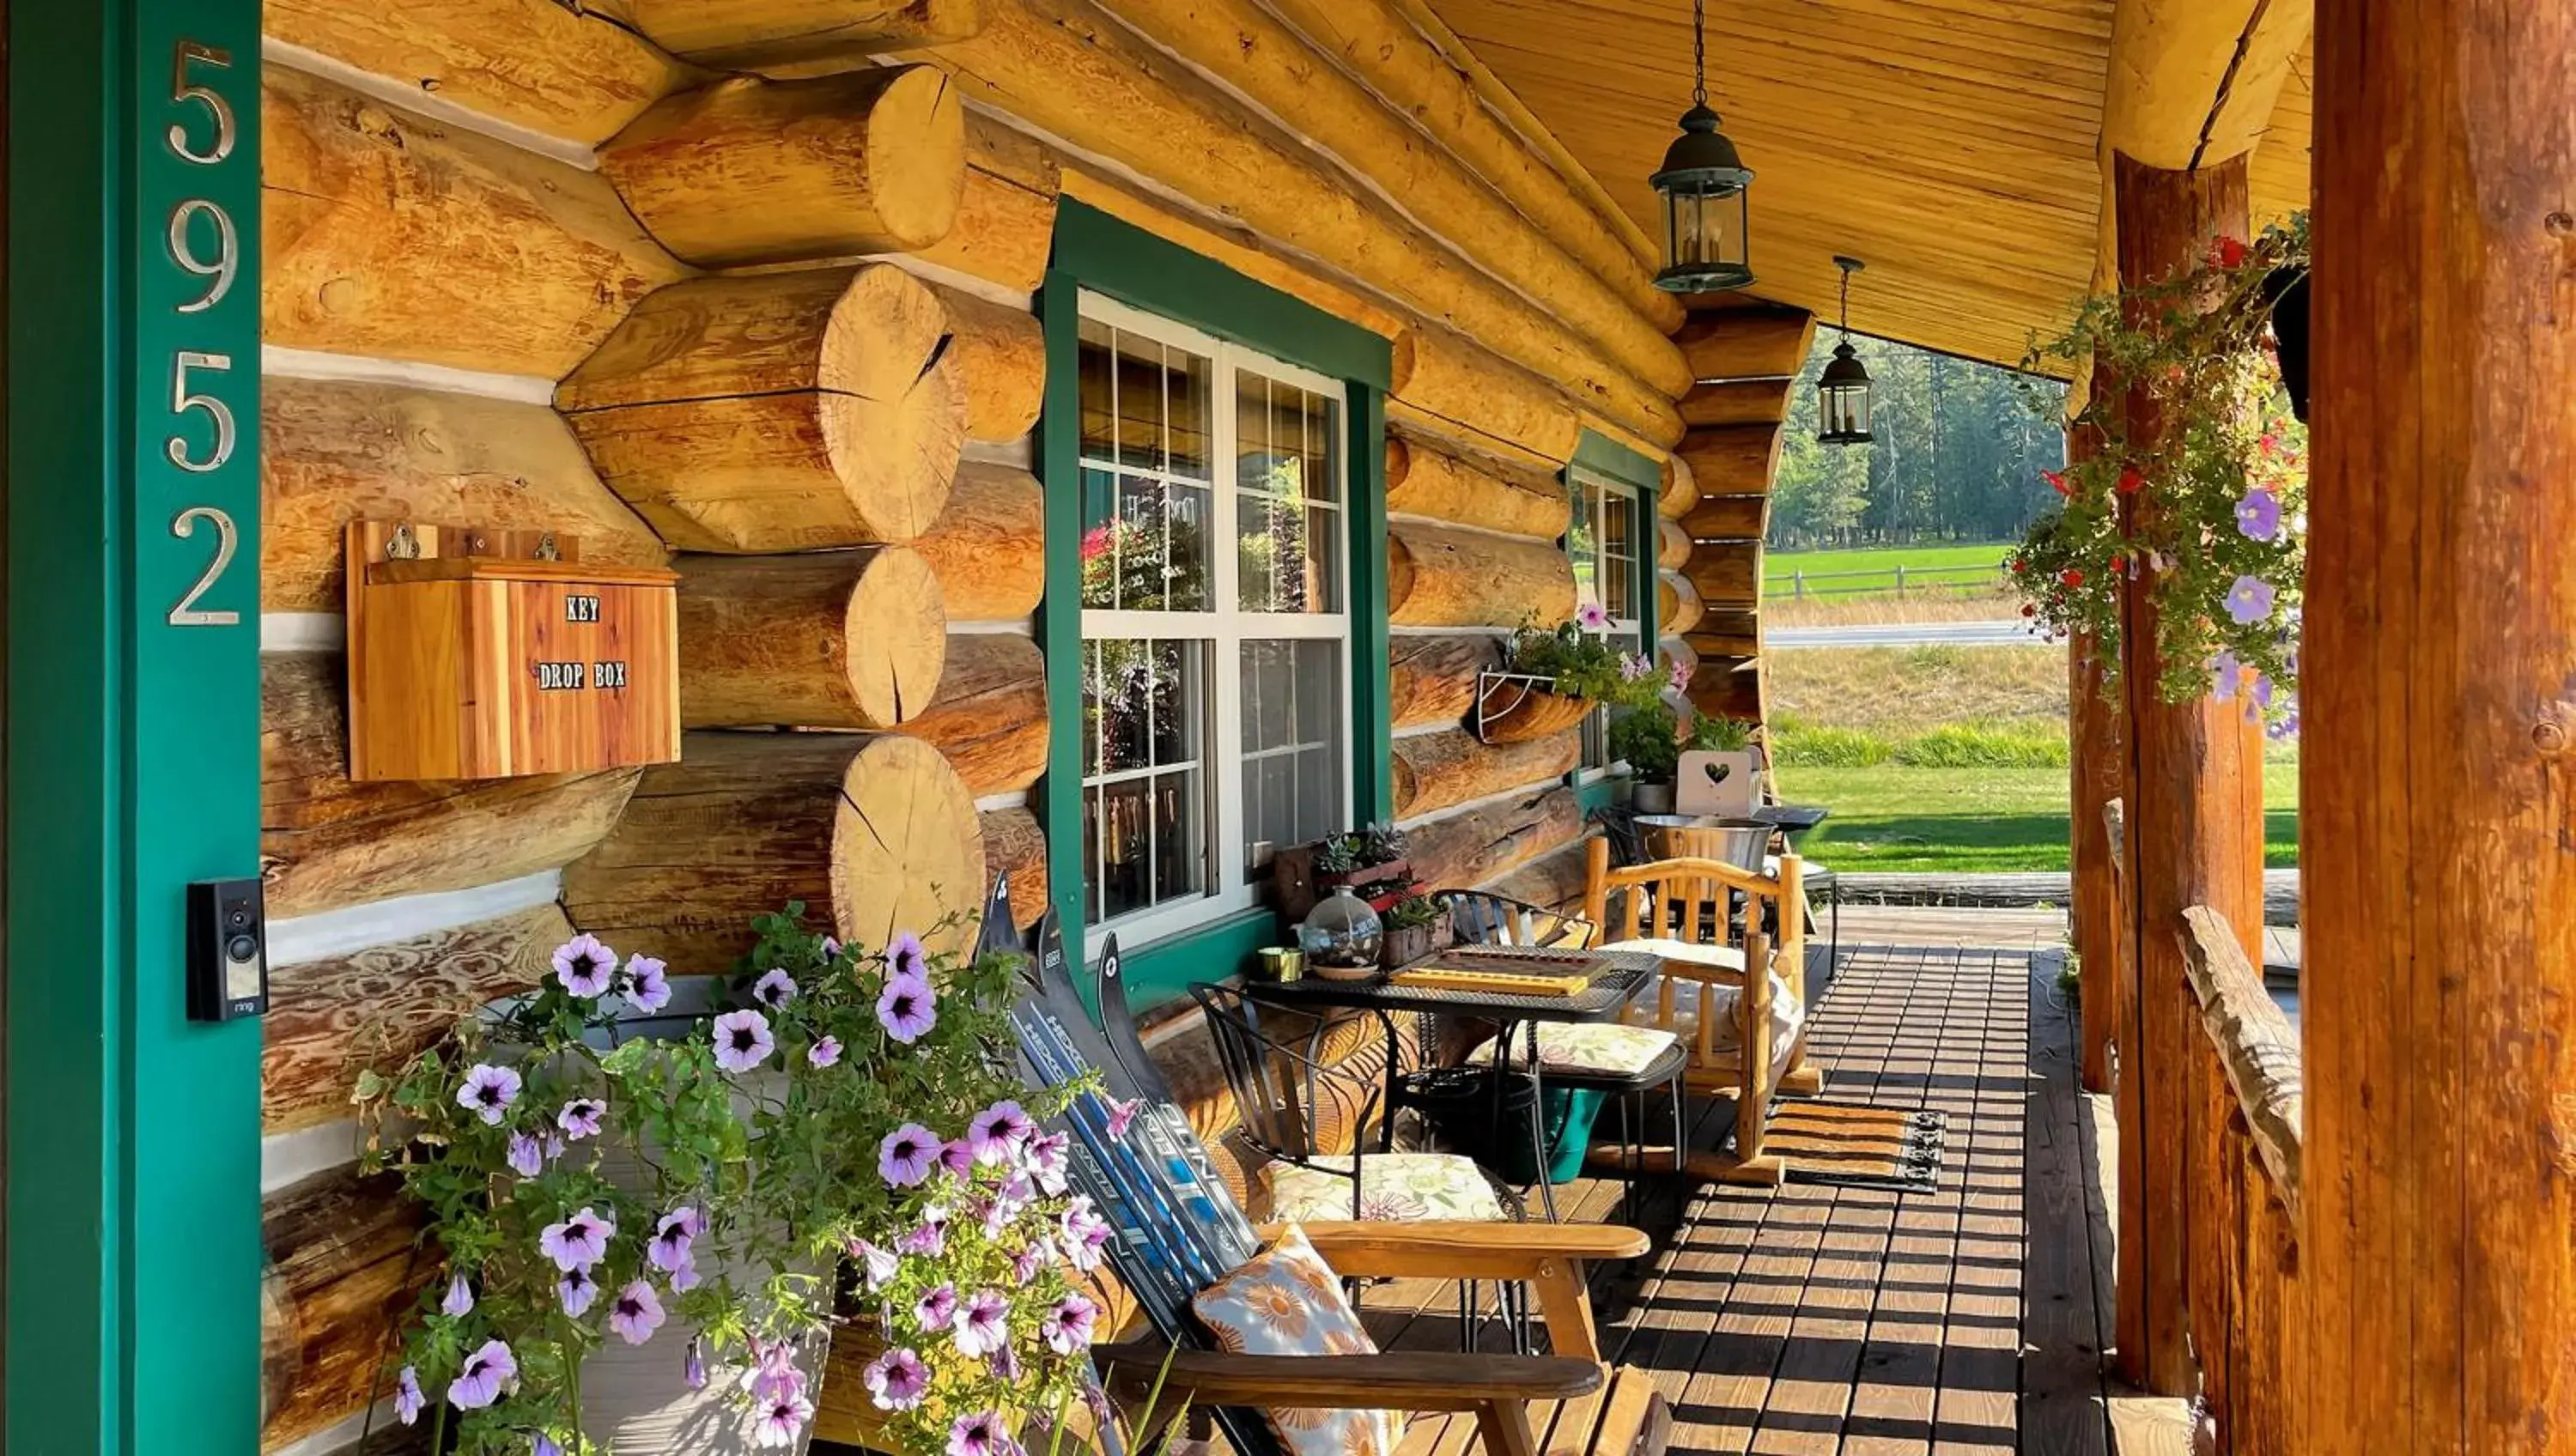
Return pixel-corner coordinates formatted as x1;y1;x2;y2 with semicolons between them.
880;1124;940;1188
1103;1096;1140;1138
949;1410;1008;1456
1042;1295;1099;1355
556;1097;605;1141
913;1283;959;1332
456;1064;521;1125
864;1348;932;1411
621;953;671;1013
878;973;937;1044
1667;659;1694;697
609;1280;665;1345
752;968;798;1010
551;934;617;998
939;1138;976;1179
849;1237;901;1291
755;1392;815;1449
808;1035;843;1069
898;1207;951;1259
714;1008;775;1073
1575;600;1612;631
886;931;930;982
650;1207;698;1273
506;1132;546;1177
2043;468;2071;498
447;1339;516;1410
1022;1131;1071;1196
967;1101;1036;1164
558;1264;598;1318
538;1207;613;1271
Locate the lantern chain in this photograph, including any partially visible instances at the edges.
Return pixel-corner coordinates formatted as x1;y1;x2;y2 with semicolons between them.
1839;263;1853;339
1691;0;1709;109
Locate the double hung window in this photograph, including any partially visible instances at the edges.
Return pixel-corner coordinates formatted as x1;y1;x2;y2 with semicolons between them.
1075;294;1352;946
1566;467;1645;771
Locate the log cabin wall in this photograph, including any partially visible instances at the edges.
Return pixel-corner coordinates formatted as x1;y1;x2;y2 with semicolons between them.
250;4;1705;1451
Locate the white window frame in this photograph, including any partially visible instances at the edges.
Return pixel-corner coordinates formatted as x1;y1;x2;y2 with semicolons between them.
1078;290;1355;955
1567;466;1644;779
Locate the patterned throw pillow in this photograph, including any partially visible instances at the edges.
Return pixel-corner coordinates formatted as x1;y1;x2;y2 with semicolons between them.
1190;1223;1404;1456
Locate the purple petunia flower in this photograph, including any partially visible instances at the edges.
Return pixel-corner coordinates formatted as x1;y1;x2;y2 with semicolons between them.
556;1097;605;1142
863;1348;932;1411
1062;1198;1112;1273
953;1288;1010;1360
507;1132;545;1178
714;1008;775;1074
1668;658;1694;697
1619;651;1655;682
685;1337;708;1389
967;1101;1036;1164
648;1205;699;1272
1103;1096;1140;1138
912;1283;959;1332
850;1237;902;1291
669;1258;702;1293
536;1437;565;1456
610;1279;665;1345
538;1206;614;1271
808;1035;842;1069
820;936;843;963
752;1343;806;1407
622;953;672;1014
1010;1246;1045;1283
2211;650;2242;701
939;1138;975;1179
457;1064;522;1125
752;968;798;1010
886;931;929;983
558;1264;598;1318
2235;488;2282;543
441;1273;475;1317
552;934;618;998
756;1393;817;1449
447;1339;516;1410
393;1366;424;1425
990;1344;1023;1382
2225;574;2277;626
2251;674;2276;710
898;1206;951;1259
1576;600;1611;631
1021;1131;1071;1196
949;1410;1008;1456
880;1123;940;1188
1042;1294;1098;1356
877;973;937;1045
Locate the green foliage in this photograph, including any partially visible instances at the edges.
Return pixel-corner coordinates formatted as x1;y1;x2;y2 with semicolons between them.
1504;619;1666;711
1381;892;1445;931
1775;764;2300;874
1768;719;1893;767
1608;703;1756;781
1312;821;1407;874
1771;714;2068;769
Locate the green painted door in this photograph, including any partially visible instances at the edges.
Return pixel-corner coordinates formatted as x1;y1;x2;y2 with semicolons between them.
9;0;265;1450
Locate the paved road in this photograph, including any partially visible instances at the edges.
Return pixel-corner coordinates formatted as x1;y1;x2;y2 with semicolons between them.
1766;619;2050;649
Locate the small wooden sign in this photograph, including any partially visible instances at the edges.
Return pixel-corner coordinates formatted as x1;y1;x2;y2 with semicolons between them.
345;520;680;780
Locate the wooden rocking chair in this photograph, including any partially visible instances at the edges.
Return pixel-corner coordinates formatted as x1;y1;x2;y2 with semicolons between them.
1003;897;1674;1456
1581;839;1823;1186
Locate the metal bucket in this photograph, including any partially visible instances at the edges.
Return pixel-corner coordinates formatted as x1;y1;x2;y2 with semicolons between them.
1636;814;1773;871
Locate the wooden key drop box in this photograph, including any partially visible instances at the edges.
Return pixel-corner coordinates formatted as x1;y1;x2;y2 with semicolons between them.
346;521;681;780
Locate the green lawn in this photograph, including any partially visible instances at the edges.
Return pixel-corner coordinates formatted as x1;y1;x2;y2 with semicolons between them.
1766;542;2014;598
1773;764;2301;874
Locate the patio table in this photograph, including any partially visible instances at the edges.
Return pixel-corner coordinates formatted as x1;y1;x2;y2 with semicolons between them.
1246;945;1664;1220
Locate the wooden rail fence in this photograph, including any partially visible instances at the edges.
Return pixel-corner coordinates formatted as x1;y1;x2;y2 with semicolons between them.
1765;561;2012;601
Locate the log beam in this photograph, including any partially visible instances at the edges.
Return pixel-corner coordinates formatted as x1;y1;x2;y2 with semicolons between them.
1679;379;1795;429
2105;0;2317;171
912;460;1045;622
1392;730;1580;821
261;1166;424;1451
1684;541;1762;613
1684;656;1764;723
1682;494;1767;543
2303;8;2576;1451
1675;306;1817;383
262;68;688;380
1385;431;1571;541
563;731;986;966
557;264;963;552
601;67;965;268
1403;785;1582;891
1675;424;1787;499
597;0;987;70
1390;634;1500;731
677;548;948;730
896;631;1050;796
1387;521;1577;629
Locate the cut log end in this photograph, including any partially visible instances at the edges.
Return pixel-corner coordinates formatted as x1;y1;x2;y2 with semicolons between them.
834;735;988;956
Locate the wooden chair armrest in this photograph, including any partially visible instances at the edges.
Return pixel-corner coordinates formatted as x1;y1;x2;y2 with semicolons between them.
1602;856;1782;898
1277;1220;1649;1277
1096;1343;1602;1411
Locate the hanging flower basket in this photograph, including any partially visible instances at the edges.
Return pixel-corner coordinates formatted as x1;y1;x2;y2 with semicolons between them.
1474;671;1595;744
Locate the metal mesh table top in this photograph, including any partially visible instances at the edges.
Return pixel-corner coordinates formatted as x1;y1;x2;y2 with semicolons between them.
1245;945;1662;1022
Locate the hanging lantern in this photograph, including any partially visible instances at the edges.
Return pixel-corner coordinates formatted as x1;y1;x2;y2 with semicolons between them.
1817;256;1874;446
1650;0;1753;294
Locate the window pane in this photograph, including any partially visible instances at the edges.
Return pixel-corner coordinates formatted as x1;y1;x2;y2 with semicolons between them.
1568;482;1600;610
1084;474;1209;611
1168;347;1214;481
1084;640;1209;925
1093;777;1152;919
1239;640;1340;855
1111;332;1166;471
1078;319;1115;460
1603;489;1637;619
1236;369;1340;614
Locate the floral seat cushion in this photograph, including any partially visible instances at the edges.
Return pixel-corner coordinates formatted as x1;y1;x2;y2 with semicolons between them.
1262;1150;1508;1223
1462;1022;1680;1078
1193;1222;1405;1456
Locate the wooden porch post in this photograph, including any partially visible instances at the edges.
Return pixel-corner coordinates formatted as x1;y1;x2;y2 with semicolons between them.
2067;428;2124;1096
2107;153;2270;1397
2305;3;2576;1451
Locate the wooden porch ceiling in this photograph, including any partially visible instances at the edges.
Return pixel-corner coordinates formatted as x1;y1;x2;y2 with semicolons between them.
1425;0;2313;375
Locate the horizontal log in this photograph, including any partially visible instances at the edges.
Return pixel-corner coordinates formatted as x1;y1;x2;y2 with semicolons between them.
600;67;965;266
981;805;1049;931
1483;836;1597;916
1680;378;1796;428
1405;784;1583;893
1659;449;1698;521
261;0;687;147
1684;494;1769;542
1384;431;1570;540
263;654;641;919
1392;729;1580;820
2179;905;2304;1214
908;0;1681;446
677;548;947;730
262;1164;426;1452
264;902;574;1136
599;0;986;69
911;460;1046;621
1390;634;1500;731
1684;541;1763;611
563;731;985;967
1387;521;1576;629
1676;424;1787;498
895;632;1049;796
1658;571;1704;637
1656;516;1692;571
558;264;962;552
1686;610;1762;659
263;67;688;380
261;379;668;613
931;282;1045;443
1675;305;1818;382
1089;0;1687;401
1684;656;1765;723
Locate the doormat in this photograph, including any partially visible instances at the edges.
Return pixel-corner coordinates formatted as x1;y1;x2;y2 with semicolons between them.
1769;1101;1945;1192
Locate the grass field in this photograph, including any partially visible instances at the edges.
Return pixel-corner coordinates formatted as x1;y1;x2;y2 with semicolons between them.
1766;541;2013;598
1772;764;2301;874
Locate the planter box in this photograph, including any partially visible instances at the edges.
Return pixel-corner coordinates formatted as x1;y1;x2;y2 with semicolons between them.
1274;848;1411;924
1380;910;1447;970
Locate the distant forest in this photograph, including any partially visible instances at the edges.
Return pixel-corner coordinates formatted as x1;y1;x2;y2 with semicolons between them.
1768;333;2069;549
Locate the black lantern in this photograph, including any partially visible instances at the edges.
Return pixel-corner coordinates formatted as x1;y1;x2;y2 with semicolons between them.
1816;256;1874;445
1650;0;1753;294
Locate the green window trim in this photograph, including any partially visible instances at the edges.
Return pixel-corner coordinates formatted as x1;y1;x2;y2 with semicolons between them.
1037;201;1395;1009
1565;431;1661;813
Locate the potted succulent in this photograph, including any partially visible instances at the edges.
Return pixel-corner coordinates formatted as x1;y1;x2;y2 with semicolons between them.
1377;891;1449;970
357;908;1103;1456
1273;822;1412;923
1474;613;1670;745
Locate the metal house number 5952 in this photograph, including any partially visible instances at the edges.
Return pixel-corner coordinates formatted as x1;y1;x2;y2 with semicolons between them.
163;38;243;627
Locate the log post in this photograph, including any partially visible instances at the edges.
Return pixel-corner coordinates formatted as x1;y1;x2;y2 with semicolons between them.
2067;420;2127;1095
556;264;963;553
677;548;948;730
2304;6;2576;1452
601;68;965;267
2109;150;2268;1397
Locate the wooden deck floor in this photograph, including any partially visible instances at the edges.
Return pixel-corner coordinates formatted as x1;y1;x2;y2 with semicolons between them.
1364;938;2119;1456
